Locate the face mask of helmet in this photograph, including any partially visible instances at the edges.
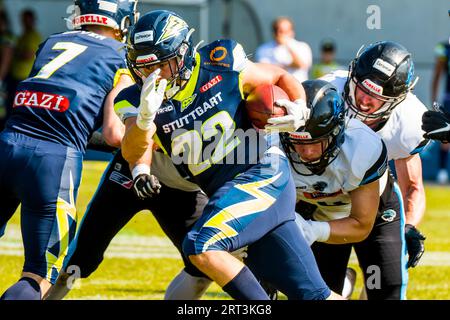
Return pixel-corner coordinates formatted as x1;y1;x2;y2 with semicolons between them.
129;32;195;99
344;42;418;127
281;123;344;176
126;11;200;99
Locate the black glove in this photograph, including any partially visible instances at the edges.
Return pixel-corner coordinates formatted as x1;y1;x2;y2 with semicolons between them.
405;224;426;268
132;173;161;200
422;107;450;143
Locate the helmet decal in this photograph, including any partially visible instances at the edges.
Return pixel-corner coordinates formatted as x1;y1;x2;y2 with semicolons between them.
156;14;189;45
134;30;155;44
372;58;395;76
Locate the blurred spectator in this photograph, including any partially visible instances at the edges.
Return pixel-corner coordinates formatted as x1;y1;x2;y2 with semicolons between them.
5;8;42;119
431;39;450;183
0;8;14;130
255;16;312;82
311;39;343;79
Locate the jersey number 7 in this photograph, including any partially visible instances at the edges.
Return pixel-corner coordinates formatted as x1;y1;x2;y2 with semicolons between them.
34;42;88;79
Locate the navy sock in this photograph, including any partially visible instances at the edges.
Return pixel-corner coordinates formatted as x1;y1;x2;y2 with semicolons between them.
0;277;41;300
222;266;269;300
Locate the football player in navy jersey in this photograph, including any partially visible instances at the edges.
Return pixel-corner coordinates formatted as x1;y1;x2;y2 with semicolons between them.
116;10;342;300
0;0;139;300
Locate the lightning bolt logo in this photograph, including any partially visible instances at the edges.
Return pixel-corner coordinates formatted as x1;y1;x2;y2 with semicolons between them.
156;14;188;45
46;170;77;280
201;172;283;252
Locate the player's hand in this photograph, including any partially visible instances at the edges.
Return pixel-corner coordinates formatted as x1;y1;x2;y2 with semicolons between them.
422;108;450;143
295;214;330;245
405;224;426;268
133;173;162;200
265;99;309;132
136;69;167;131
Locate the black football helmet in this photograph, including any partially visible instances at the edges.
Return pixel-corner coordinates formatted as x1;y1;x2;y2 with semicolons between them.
280;80;346;175
72;0;139;40
344;41;418;125
126;10;197;98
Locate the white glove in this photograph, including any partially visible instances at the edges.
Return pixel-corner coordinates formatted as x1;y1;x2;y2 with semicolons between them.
136;69;167;131
265;98;309;132
295;213;330;245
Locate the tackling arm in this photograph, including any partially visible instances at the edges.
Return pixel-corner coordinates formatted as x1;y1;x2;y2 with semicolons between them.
241;61;305;100
102;73;135;147
326;180;380;244
395;154;426;227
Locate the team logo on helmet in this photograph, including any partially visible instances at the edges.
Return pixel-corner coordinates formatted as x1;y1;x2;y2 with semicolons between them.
155;14;188;45
373;58;395;76
134;30;154;44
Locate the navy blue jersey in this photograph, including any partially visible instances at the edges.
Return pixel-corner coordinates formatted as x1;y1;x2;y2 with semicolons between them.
6;30;128;153
115;39;269;196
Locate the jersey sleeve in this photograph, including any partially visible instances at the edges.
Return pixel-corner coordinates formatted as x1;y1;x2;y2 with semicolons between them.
319;69;349;94
343;120;388;190
114;84;141;122
386;93;430;160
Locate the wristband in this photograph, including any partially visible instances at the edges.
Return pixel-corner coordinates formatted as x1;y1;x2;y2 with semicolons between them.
131;164;150;180
310;220;331;242
136;113;154;131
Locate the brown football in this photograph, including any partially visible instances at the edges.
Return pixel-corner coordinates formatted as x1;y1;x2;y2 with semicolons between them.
245;84;289;129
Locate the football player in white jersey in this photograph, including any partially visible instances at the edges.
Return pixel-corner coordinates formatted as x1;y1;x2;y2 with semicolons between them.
422;10;450;143
320;41;428;299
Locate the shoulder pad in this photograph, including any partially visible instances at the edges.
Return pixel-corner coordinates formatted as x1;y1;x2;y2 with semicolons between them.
199;39;248;72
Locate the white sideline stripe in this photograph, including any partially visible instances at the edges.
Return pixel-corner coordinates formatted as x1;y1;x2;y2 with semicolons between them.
2;226;450;265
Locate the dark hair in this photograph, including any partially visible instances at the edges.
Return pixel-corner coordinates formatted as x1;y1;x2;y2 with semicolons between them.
272;16;294;33
320;39;336;52
22;8;36;20
0;9;11;34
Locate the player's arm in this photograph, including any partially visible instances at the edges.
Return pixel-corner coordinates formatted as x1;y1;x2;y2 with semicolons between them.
395;154;425;227
122;117;156;167
395;154;427;268
241;61;305;100
326;180;379;244
241;61;309;132
102;73;135;147
120;69;166;166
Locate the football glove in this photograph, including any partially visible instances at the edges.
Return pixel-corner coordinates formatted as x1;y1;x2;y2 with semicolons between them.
265;98;309;132
136;69;167;131
422;104;450;143
295;214;330;245
405;224;426;268
133;173;161;200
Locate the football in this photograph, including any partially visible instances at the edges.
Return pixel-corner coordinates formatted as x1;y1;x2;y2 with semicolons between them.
245;84;289;129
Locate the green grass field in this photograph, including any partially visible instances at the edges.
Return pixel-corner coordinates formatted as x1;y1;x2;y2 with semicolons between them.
1;161;449;300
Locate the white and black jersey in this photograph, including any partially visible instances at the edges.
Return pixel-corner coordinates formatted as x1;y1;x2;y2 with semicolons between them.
321;70;429;160
293;118;388;222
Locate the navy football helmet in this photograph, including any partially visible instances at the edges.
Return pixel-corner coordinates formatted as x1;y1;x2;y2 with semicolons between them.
126;10;197;97
281;80;346;175
344;41;418;126
72;0;139;38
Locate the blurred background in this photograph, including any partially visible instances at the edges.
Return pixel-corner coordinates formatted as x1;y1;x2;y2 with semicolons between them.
0;0;449;181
